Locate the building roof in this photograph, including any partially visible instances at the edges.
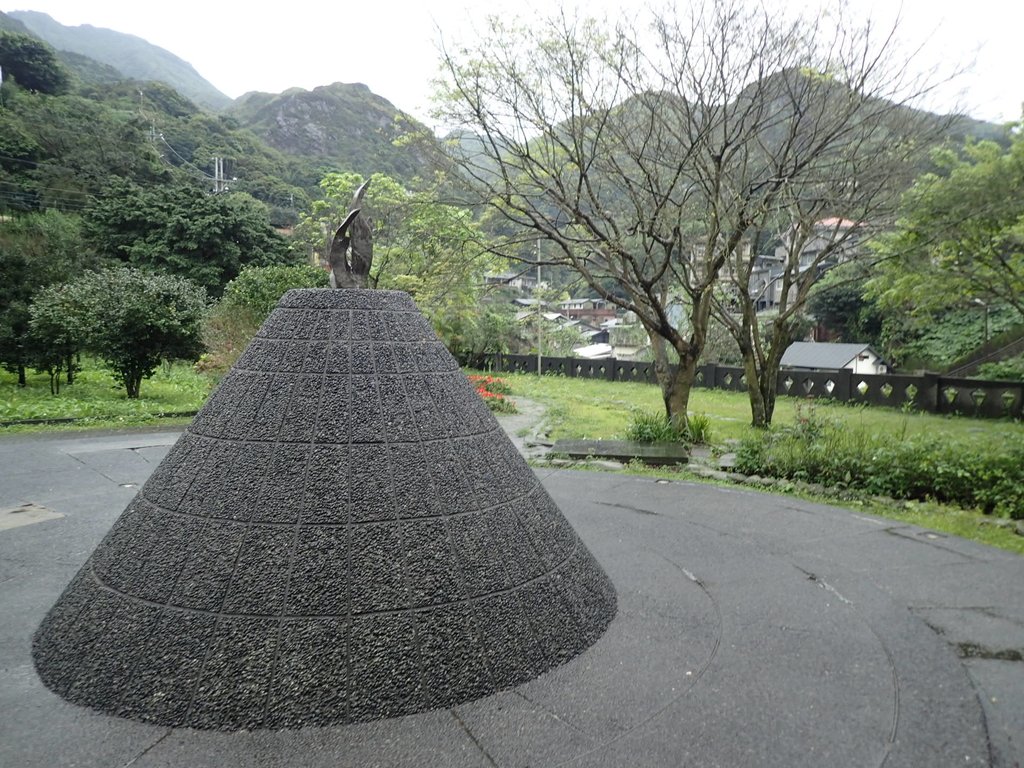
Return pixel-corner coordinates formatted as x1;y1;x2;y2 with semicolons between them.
781;342;879;370
572;343;614;359
816;217;858;229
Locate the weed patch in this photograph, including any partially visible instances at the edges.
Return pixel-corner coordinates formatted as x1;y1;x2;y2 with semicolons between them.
735;417;1024;518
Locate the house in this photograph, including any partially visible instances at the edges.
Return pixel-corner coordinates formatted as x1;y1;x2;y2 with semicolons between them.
781;342;888;375
775;218;863;274
748;218;865;312
558;298;617;325
484;271;538;293
572;343;615;359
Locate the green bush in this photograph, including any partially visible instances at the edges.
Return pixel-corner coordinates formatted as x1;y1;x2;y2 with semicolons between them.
685;412;713;444
200;264;330;376
735;418;1024;518
976;354;1024;382
626;409;688;443
221;264;329;320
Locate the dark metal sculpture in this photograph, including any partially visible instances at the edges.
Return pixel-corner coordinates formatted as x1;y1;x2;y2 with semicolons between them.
327;179;373;289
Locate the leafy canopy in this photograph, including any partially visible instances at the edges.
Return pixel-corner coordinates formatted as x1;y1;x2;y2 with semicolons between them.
294;172;496;346
0;211;97;383
0;30;69;95
869;127;1024;322
84;179;292;296
58;267;208;398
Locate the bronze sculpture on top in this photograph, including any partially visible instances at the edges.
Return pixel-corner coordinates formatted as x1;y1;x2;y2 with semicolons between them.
328;179;373;289
31;176;617;731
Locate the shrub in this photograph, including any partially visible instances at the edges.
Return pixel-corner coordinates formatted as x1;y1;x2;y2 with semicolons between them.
200;264;330;376
735;419;1024;518
468;374;518;413
976;354;1024;382
686;412;713;444
626;409;688;443
221;264;329;320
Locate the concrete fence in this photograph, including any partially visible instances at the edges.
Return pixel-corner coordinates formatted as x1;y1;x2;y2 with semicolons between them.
458;353;1024;420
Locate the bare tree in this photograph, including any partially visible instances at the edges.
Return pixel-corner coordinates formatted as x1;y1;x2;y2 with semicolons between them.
435;0;953;427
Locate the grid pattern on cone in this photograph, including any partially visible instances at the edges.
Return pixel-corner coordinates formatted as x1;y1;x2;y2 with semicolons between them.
32;290;616;731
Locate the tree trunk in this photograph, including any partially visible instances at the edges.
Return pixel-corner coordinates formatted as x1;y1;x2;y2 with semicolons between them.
124;371;142;399
740;320;792;428
742;360;784;428
665;356;697;429
651;333;697;428
48;365;62;396
762;378;778;425
17;365;26;387
742;352;769;428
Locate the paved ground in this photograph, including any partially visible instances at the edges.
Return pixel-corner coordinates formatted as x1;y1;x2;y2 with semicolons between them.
2;425;1023;767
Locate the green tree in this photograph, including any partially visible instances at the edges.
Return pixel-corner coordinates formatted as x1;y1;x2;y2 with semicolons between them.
869;129;1024;323
0;31;69;95
220;263;330;320
294;172;494;345
435;1;949;428
0;211;96;385
84;180;291;296
26;281;91;394
70;267;208;398
199;264;330;374
807;262;885;347
456;303;521;355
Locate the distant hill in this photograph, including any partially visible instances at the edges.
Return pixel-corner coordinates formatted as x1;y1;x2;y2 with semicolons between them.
228;82;442;182
0;9;31;34
8;10;231;111
1;12;123;87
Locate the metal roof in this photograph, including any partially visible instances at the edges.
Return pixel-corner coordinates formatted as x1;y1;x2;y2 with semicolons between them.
780;341;878;370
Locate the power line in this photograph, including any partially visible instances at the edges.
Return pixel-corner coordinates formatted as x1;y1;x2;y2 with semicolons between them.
0;179;96;203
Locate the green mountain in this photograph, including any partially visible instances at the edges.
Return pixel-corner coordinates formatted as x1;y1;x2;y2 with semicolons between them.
3;12;450;186
0;9;30;34
8;10;230;111
227;83;440;182
1;12;121;87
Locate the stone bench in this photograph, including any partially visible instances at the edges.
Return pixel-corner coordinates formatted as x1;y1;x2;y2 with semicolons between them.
550;439;689;466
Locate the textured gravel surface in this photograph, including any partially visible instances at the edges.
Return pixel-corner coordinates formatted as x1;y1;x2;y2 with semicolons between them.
30;290;616;731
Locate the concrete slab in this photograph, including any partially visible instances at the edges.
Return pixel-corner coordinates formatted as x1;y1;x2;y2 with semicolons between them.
0;503;63;531
1;429;1022;766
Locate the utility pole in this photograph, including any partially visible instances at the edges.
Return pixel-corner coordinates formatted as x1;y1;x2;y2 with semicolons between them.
535;238;542;376
213;157;225;194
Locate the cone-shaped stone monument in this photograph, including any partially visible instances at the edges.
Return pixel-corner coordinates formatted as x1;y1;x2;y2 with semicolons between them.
33;289;616;730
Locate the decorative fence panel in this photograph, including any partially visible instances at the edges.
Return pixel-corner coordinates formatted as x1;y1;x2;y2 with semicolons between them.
458;353;1024;420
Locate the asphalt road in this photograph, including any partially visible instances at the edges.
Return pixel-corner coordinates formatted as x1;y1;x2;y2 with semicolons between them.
1;427;1022;767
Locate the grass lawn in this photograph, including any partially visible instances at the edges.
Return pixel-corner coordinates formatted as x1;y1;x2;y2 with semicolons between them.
0;358;213;433
482;370;1024;556
491;370;1023;446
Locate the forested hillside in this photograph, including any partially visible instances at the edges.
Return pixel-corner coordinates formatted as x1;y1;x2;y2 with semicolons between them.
8;10;231;110
227;83;440;181
0;10;448;215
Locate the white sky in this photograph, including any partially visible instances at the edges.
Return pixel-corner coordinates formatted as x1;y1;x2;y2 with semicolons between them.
4;1;1022;129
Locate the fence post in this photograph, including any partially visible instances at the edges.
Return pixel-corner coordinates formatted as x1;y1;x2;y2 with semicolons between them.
923;372;941;414
700;363;716;389
838;368;852;401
